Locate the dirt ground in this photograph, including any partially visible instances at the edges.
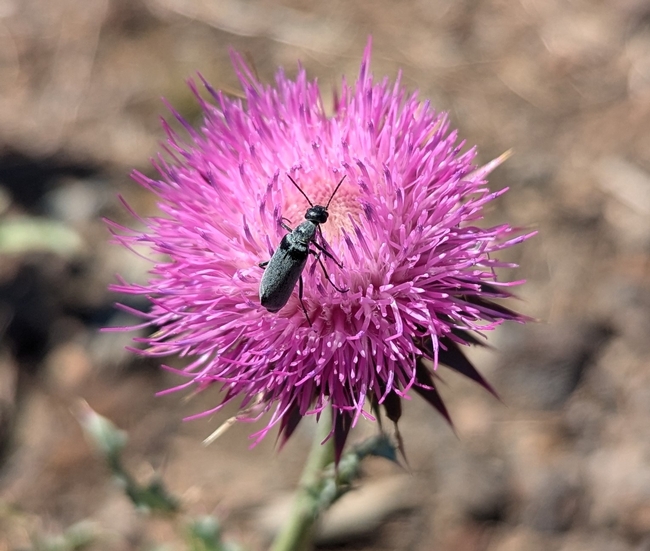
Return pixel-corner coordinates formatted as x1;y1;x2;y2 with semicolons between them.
1;0;650;550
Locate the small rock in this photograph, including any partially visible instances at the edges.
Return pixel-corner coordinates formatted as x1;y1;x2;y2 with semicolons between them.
46;341;93;392
487;526;551;551
438;453;510;522
521;470;582;532
497;322;614;410
557;531;634;551
587;444;650;537
44;177;109;224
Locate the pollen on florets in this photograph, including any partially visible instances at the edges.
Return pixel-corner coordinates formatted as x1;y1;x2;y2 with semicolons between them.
108;38;533;461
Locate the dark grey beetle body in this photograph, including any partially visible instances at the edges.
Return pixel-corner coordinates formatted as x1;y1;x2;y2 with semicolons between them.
259;176;347;323
259;206;327;312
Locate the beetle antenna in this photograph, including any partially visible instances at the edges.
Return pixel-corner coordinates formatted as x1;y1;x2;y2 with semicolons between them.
287;175;313;207
326;175;346;208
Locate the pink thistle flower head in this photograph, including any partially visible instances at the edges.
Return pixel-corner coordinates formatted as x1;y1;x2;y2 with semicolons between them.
109;39;532;460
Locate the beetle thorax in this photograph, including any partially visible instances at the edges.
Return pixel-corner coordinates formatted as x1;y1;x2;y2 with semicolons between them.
292;220;317;245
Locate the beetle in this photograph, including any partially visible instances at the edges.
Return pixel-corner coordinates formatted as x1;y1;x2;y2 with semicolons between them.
259;174;347;325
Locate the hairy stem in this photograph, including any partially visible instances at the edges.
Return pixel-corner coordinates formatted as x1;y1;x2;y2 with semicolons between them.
270;407;334;551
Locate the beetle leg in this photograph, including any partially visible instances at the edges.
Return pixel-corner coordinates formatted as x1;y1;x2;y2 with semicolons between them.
314;227;344;269
298;275;313;327
311;240;344;270
310;249;348;293
280;217;293;232
258;260;269;269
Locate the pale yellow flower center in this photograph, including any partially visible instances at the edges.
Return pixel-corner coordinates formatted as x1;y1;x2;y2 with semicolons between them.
282;176;363;243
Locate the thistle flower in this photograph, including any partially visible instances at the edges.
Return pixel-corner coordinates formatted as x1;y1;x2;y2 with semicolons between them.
109;40;531;459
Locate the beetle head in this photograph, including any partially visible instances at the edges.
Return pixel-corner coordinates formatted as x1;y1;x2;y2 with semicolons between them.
305;205;329;224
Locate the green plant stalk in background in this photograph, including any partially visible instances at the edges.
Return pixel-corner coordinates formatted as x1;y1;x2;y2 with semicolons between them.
270;407;335;551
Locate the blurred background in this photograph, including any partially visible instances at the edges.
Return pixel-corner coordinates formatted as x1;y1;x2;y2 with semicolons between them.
1;0;649;549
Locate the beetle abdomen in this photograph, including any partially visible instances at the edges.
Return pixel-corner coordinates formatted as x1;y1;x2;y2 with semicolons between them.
260;235;308;312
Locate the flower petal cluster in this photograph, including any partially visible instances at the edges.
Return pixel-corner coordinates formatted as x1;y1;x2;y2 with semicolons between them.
110;40;531;458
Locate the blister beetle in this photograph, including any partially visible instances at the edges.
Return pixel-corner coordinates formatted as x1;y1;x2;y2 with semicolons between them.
259;174;347;325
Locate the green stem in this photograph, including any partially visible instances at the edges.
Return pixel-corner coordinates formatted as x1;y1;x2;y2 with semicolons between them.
270;407;334;551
